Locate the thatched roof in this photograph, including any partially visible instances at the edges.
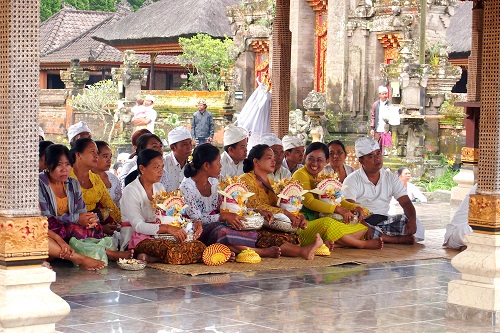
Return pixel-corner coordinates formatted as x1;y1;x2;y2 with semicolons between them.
92;0;239;47
446;1;472;58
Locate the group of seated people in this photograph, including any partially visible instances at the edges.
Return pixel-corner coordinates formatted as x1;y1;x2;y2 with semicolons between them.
38;122;427;270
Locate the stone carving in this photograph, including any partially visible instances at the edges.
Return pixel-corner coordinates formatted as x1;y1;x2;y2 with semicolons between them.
60;59;89;98
469;194;500;230
289;109;310;143
0;216;49;261
303;90;326;112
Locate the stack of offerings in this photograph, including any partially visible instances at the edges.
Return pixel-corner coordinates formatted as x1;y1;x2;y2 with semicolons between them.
152;190;194;241
270;178;308;232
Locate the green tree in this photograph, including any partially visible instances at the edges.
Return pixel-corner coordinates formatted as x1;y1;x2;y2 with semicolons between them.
65;0;90;10
89;0;115;11
177;34;235;91
70;80;119;142
40;0;62;21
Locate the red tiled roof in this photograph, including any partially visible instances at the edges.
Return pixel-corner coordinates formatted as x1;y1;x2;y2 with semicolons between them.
40;6;113;56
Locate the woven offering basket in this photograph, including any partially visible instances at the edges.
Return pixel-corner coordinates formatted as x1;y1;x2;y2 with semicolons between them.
117;259;147;271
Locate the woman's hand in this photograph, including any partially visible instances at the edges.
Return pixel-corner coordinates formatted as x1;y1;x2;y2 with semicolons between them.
78;212;99;229
285;211;307;228
166;225;188;242
192;220;203;240
335;206;355;224
102;224;118;235
57;240;74;259
256;209;274;224
220;212;246;230
353;206;367;221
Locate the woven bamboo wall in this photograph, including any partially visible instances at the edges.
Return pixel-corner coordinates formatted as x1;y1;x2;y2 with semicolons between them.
0;1;40;216
467;1;483;102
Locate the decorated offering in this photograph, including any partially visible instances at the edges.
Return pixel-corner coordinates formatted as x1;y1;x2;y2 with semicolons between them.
218;176;263;230
151;190;194;241
117;258;147;270
235;249;261;264
202;243;232;266
314;244;331;256
266;178;308;232
310;172;344;204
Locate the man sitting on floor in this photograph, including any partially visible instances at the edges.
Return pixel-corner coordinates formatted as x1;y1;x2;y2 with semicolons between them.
443;184;475;251
343;137;425;244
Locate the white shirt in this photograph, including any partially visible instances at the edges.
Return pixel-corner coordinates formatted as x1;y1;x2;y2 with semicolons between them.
376;101;390;133
120;177;164;236
144;106;157;133
268;166;291;182
444;184;476;246
323;164;356;177
119;155;169;190
105;171;122;208
282;158;303;175
343;167;407;215
164;152;186;192
220;151;244;178
406;182;427;202
180;177;220;225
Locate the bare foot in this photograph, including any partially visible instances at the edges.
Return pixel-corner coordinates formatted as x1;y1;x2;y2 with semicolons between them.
325;240;335;252
74;255;106;271
255;246;281;258
362;238;384;250
459;245;467;252
228;252;236;262
42;260;53;270
106;249;134;261
301;233;324;260
137;253;160;263
383;235;415;245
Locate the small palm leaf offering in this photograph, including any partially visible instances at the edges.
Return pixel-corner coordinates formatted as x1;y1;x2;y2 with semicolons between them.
218;175;263;230
151;190;194;241
268;178;308;233
202;243;232;266
310;171;344;204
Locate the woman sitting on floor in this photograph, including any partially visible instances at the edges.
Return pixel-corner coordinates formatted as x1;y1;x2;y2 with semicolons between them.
397;167;427;203
181;143;322;259
240;144;367;254
323;140;355;182
70;138;122;236
289;142;384;250
93;140;122;208
121;149;206;264
39;144;123;269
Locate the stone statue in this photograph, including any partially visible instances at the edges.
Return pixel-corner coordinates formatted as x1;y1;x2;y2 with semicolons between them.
289;109;310;143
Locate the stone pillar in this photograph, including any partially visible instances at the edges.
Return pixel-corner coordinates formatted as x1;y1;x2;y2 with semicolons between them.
60;59;89;128
290;0;315;109
271;0;292;138
446;0;500;325
325;0;348;114
0;1;70;331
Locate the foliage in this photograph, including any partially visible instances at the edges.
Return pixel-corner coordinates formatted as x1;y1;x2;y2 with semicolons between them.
69;80;119;142
177;34;235;91
40;0;162;21
40;0;62;21
154;113;182;139
438;97;466;126
414;167;459;192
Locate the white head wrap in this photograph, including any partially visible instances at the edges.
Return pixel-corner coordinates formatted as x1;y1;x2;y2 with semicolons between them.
223;126;248;146
261;133;282;147
168;126;192;145
355;137;380;157
145;95;155;103
67;121;91;142
282;135;304;151
38;126;45;140
378;86;388;94
117;153;130;162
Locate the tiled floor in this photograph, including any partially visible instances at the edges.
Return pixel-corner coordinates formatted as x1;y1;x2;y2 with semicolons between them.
52;202;495;333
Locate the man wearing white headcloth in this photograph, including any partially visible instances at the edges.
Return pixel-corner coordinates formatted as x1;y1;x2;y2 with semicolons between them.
282;135;305;175
370;86;390;152
261;133;291;181
220;126;248;178
38;126;45;141
165;126;193;191
67;121;92;147
343;137;425;244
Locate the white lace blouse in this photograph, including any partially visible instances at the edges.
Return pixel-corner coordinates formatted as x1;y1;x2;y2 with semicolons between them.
105;171;122;208
180;177;220;225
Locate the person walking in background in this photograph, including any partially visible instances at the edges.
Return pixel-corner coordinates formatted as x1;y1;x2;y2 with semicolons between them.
132;95;157;133
370;86;390;152
191;100;214;145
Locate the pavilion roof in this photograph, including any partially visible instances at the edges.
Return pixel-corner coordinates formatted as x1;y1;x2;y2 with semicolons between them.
40;5;113;56
92;0;239;48
40;3;179;67
446;1;472;59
